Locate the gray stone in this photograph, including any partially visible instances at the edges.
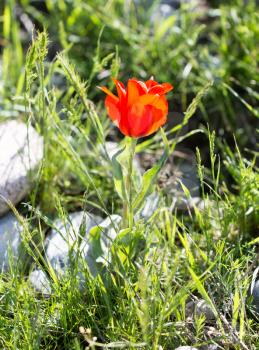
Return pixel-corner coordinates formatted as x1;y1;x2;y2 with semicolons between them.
196;300;216;321
0;120;43;215
174;347;198;350
165;154;200;211
45;211;102;275
186;299;216;322
0;212;23;271
150;3;174;24
138;148;200;212
45;212;121;277
251;267;259;313
31;212;121;294
29;269;51;295
82;214;121;276
200;345;220;350
139;192;160;220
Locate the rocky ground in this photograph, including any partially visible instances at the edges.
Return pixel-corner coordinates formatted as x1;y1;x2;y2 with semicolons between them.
0;119;258;349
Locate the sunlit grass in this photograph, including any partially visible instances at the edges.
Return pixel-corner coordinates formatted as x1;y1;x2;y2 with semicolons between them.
0;1;258;349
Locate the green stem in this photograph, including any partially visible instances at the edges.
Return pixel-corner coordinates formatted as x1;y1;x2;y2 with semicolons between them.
123;138;137;229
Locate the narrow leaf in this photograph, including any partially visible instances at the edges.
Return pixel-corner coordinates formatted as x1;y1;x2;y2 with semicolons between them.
111;147;127;201
133;128;169;212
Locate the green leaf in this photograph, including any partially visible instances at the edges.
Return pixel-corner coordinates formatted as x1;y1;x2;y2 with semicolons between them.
177;232;195;267
113;228;145;263
111;147;127;201
155;15;176;41
3;4;11;39
232;286;240;328
88;226;105;261
223;82;259;118
248;236;259;245
133;128;169;212
178;180;191;199
188;267;218;320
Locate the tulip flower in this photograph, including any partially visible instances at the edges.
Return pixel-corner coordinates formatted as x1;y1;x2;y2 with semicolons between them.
100;78;173;138
100;77;173;229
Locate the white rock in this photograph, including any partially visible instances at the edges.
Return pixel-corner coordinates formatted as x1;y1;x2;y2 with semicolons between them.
82;214;121;276
0;212;23;271
140;193;160;220
45;211;102;274
45;212;121;277
0;120;43;216
200;345;220;350
29;269;51;295
174;347;198;350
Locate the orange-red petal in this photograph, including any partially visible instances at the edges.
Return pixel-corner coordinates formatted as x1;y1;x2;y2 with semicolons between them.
112;78;126;100
105;95;120;123
145;78;158;89
161;82;174;93
148;83;173;95
145;107;167;136
125;103;153;137
124;94;168;137
131;79;148;95
138;93;168;112
101;78;173;138
99;86;119;100
126;79;142;106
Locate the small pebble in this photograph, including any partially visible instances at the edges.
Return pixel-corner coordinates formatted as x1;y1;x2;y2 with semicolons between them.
200;344;220;350
174;346;198;350
0;212;23;271
186;299;216;322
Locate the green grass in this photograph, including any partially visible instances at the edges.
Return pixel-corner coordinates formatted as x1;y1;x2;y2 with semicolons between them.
0;1;258;349
1;0;258;145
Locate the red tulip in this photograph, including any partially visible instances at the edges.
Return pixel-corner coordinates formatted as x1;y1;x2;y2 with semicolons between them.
100;78;173;138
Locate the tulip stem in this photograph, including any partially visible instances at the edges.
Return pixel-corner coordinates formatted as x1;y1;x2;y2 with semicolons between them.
123;138;137;230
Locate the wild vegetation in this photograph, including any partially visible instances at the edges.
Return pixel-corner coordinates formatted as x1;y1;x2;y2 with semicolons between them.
0;0;258;349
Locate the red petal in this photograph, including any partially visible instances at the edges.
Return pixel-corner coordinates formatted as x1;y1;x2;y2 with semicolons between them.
162;82;173;92
105;95;120;123
126;79;142;106
148;83;173;95
138;94;168;112
125;94;168;137
99;86;119;100
132;79;148;95
145;78;158;89
112;78;126;100
125;103;153;137
101;78;172;137
145;107;167;136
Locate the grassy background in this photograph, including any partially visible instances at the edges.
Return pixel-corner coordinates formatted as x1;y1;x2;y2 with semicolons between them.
0;0;258;349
